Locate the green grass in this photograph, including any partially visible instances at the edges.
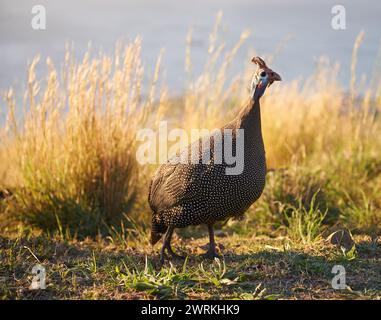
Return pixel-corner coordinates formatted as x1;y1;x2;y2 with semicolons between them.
1;227;380;300
283;192;327;244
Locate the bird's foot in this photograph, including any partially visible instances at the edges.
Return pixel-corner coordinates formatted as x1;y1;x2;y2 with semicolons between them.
170;253;186;261
159;248;185;266
202;249;221;260
167;249;186;261
159;253;166;267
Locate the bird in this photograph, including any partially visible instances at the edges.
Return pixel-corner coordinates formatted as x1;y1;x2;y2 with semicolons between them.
148;56;281;262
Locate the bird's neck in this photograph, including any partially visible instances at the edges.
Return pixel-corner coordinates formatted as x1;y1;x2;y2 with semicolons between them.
233;97;265;152
237;98;263;134
237;97;261;125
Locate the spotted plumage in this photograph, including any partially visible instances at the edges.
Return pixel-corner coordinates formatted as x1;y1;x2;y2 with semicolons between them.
148;57;281;261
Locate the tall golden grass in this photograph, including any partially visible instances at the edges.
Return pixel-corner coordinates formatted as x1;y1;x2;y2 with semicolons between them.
1;15;380;237
1;39;168;235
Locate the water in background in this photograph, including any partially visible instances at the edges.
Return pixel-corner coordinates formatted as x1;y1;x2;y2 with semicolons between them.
0;0;380;95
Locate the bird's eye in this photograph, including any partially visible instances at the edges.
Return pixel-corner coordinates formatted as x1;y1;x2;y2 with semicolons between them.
260;71;267;77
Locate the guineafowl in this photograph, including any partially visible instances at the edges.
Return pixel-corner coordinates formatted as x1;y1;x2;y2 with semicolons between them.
149;57;281;262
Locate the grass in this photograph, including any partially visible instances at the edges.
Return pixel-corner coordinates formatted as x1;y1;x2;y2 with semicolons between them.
0;13;381;299
283;192;327;244
1;40;165;236
0;229;380;300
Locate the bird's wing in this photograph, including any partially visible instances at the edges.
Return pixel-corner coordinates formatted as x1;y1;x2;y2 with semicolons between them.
148;163;206;213
148;135;222;213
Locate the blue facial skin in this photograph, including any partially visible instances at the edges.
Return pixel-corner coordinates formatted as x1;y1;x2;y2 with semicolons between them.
252;73;269;100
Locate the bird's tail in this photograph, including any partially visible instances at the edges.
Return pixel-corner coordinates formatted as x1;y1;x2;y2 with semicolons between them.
151;216;167;246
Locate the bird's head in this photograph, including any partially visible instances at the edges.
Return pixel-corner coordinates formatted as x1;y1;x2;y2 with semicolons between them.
250;56;281;100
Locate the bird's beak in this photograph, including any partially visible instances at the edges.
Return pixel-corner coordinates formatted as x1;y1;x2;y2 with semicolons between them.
271;71;282;82
268;70;282;87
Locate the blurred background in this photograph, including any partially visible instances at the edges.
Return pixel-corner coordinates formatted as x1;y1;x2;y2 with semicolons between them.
0;0;380;93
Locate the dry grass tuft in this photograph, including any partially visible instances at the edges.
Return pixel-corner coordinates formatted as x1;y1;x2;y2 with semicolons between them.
1;39;167;236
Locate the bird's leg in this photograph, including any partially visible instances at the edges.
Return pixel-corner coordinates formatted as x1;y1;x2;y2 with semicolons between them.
165;227;185;260
159;226;184;264
160;226;173;264
203;224;221;259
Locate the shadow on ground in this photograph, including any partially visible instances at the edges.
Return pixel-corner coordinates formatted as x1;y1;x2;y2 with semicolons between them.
0;234;380;299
